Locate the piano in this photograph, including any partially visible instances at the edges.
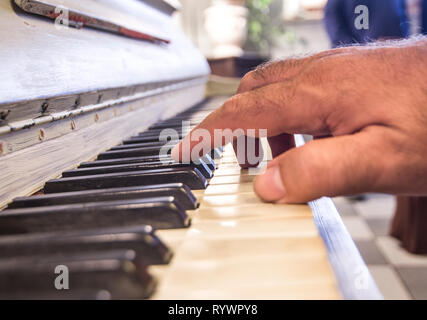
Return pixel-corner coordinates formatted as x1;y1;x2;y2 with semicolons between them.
0;0;382;300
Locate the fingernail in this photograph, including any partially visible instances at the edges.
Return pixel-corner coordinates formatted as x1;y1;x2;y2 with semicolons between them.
267;159;279;169
254;165;286;202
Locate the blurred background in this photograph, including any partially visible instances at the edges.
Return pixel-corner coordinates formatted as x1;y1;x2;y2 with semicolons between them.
174;0;425;76
175;0;329;74
171;0;427;300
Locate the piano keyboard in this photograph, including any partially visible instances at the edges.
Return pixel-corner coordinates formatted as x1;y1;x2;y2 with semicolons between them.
0;99;341;299
152;147;341;300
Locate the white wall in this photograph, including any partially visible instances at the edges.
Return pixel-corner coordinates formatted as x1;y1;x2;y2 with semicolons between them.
173;0;213;56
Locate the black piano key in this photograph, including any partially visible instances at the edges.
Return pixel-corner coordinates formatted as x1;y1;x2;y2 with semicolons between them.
9;183;198;210
201;154;216;170
122;136;177;144
137;128;192;137
79;155;172;167
149;119;203;128
0;197;190;234
211;148;223;159
97;146;169;159
147;124;196;132
139;126;190;134
105;143;221;162
80;154;216;171
0;225;172;265
0;250;155;300
129;119;197;139
110;140;178;151
44;168;207;192
125;133;185;143
62;160;212;179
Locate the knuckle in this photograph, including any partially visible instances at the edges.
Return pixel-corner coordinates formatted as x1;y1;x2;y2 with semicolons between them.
238;71;257;92
242;70;256;82
253;60;284;81
297;57;335;85
221;95;241;117
279;58;302;70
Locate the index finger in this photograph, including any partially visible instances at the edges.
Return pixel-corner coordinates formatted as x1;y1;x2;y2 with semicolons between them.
171;80;332;163
237;47;356;93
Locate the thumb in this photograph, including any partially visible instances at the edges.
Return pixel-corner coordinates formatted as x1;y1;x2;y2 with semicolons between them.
254;133;384;203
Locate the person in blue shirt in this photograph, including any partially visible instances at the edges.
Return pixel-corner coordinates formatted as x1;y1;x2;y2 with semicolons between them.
324;0;426;47
423;0;427;34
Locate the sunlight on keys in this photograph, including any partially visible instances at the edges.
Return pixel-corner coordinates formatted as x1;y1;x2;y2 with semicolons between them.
219;220;237;228
153;135;341;300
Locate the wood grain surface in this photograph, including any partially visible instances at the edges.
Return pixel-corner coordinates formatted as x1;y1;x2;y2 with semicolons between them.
0;84;206;209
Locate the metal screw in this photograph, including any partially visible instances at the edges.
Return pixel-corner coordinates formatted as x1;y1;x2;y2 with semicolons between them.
70;120;76;130
38;129;45;141
41;102;49;113
94;113;100;122
74;96;81;108
0;110;10;120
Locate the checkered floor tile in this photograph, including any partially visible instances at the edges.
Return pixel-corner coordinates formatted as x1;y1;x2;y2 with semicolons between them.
333;194;427;300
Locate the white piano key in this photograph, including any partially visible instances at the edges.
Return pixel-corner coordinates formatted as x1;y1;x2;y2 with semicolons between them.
154;255;339;298
197;203;313;220
209;174;255;185
151;134;341;300
153;282;340;300
164;236;329;261
203;183;254;195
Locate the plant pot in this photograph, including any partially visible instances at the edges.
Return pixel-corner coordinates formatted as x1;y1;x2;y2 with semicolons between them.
204;3;249;58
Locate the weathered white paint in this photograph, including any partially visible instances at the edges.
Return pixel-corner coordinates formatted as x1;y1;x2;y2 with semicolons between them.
0;0;209;105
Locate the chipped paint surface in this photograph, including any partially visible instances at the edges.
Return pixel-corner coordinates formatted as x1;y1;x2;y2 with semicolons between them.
14;0;170;44
0;77;206;135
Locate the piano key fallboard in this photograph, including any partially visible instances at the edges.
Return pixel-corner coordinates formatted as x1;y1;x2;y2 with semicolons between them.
0;98;381;299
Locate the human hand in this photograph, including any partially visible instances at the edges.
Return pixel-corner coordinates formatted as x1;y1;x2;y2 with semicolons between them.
172;38;427;203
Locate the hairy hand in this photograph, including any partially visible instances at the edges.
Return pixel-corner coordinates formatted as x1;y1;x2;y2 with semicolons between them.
172;38;427;203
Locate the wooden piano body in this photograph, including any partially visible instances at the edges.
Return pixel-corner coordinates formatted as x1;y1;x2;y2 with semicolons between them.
0;0;381;300
0;0;209;208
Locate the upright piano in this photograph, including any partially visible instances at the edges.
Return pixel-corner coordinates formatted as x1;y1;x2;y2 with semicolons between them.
0;0;382;300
